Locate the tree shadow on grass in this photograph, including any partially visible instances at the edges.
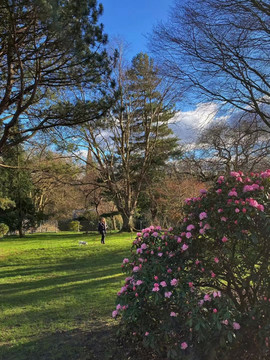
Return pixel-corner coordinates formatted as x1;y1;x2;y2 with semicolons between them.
0;320;159;360
2;233;98;244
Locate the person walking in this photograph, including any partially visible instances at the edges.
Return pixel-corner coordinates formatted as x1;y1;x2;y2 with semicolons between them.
98;217;107;244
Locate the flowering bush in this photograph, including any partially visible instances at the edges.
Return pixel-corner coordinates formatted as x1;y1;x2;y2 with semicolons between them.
113;170;270;359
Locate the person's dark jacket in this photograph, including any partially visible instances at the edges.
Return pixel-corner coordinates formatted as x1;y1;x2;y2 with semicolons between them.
98;222;106;234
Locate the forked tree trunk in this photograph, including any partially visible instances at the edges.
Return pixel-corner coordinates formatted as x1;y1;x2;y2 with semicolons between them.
121;212;134;232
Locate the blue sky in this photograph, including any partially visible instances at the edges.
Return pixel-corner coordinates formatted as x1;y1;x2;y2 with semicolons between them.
100;0;173;58
99;0;217;141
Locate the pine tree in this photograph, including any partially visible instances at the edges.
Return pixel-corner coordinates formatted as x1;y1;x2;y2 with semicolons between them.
80;53;181;231
0;0;113;152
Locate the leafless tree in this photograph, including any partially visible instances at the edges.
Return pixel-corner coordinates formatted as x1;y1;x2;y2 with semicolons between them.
179;115;270;180
151;0;270;130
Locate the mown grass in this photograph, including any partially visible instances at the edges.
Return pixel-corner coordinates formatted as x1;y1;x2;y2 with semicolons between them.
0;231;134;360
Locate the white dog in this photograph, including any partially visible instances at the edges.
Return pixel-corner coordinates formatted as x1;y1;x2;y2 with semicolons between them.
79;241;88;245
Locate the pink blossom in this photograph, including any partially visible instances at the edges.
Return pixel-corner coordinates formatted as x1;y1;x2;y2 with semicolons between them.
145;332;149;336
261;169;270;178
158;252;163;257
182;244;189;251
246;198;264;211
228;190;238;197
133;266;140;272
116;304;122;310
198;299;204;306
222;319;228;325
186;232;192;239
155;226;161;230
152;231;159;237
230;171;240;177
143;232;149;238
235;208;240;213
221;217;227;222
141;243;147;250
233;322;241;330
170;312;177;317
167;268;172;273
151;250;154;255
216;189;222;194
168;227;173;232
204;223;211;230
199;212;207;220
136;232;142;237
222;236;228;243
199;228;205;234
122;258;129;264
186;224;195;231
213;308;218;313
200;189;207;194
188;282;194;288
160;281;167;287
204;294;211;301
112;310;118;318
218;208;223;213
136;280;143;286
181;342;188;350
217;175;225;183
214;257;219;263
137;248;143;254
211;271;216;278
165;291;172;298
152;286;160;292
177;237;182;243
170;278;178;286
213;291;221;298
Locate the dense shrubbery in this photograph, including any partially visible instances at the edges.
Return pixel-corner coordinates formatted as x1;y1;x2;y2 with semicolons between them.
69;220;82;232
114;170;270;360
0;223;9;238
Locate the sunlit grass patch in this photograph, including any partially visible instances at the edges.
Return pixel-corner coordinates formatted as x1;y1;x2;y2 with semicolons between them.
0;231;133;359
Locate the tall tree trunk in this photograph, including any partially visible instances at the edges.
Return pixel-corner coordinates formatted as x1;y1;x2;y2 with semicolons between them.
18;226;24;238
121;212;134;232
111;216;117;230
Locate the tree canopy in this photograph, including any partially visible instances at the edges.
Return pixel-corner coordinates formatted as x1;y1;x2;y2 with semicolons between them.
0;0;114;153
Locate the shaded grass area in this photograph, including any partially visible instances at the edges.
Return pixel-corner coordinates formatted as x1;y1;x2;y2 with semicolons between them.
0;232;135;360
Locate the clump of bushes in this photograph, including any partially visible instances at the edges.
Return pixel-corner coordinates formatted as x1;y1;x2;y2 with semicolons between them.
0;223;9;238
114;170;270;360
69;220;82;232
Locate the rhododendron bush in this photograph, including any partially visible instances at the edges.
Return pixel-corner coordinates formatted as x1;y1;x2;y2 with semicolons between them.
113;170;270;360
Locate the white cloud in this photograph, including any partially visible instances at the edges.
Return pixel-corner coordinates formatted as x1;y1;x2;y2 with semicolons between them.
169;102;221;144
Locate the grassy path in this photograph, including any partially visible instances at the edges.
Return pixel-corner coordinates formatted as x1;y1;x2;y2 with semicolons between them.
0;232;134;360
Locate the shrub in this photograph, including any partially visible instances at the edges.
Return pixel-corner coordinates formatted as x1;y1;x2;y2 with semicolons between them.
113;170;270;360
0;223;9;237
69;220;82;232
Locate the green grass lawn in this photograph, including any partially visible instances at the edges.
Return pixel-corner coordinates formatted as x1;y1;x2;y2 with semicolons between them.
0;232;134;360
